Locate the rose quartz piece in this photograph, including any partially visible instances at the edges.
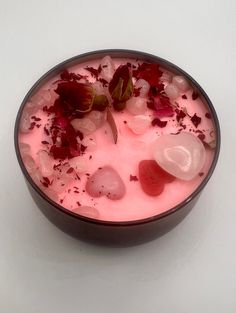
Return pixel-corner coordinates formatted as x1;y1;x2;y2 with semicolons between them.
127;115;151;135
19;142;31;156
100;56;115;81
51;176;73;193
69;157;87;173
22;155;36;174
172;75;189;92
164;83;180;99
74;206;99;218
71;118;96;135
86;166;126;200
87;110;106;128
134;79;150;97
19;112;31;133
37;150;54;177
153;132;206;181
126;97;147;115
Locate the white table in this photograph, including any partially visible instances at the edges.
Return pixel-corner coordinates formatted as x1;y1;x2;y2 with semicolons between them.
0;0;235;312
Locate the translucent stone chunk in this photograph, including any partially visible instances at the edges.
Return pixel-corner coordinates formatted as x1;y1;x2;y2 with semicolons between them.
172;76;190;92
19;112;31;133
87;110;106;128
134;79;150;97
19;142;31;156
100;56;115;81
126;97;147;115
153;132;206;181
86;166;126;200
71;118;96;136
69;157;87;173
164;83;180;99
22;155;36;174
37;150;54;177
127;115;151;135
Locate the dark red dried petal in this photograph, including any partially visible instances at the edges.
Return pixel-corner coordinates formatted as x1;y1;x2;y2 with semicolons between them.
130;175;138;181
29;122;36;130
50;145;69;160
133;87;141;97
182;94;187;99
205;112;211;119
198;134;206;141
192;91;199;100
175;109;186;122
85;66;101;79
66;167;74;174
148;83;164;97
151;118;168;128
98;78;108;87
31;116;41;121
60;70;83;81
133;63;163;86
191;113;201;128
80;144;87;153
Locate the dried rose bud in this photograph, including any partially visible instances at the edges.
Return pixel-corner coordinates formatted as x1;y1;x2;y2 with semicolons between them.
55;81;95;114
92;94;109;111
109;65;133;110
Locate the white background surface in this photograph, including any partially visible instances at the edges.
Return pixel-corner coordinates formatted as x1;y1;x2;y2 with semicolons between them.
0;0;235;312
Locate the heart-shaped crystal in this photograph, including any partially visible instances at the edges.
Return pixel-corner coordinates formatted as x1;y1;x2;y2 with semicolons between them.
153;132;206;181
86;166;126;200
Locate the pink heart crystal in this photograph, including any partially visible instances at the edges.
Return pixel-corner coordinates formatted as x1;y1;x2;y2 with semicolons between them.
86;166;126;200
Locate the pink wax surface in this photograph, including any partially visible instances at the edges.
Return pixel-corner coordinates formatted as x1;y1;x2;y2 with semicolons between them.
18;57;216;222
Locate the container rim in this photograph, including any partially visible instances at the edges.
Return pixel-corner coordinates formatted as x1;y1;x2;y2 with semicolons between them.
14;49;221;227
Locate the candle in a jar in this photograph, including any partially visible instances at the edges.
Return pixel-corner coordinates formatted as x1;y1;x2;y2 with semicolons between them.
18;56;216;221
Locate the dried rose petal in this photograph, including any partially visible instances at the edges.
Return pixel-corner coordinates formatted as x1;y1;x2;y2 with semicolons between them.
151;118;168;128
133;63;163;86
191;113;201;128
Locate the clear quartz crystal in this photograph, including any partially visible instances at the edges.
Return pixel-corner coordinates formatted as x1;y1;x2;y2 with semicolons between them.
153;132;206;181
37;150;54;177
160;71;172;83
86;110;106;128
127;115;151;135
134;79;150;97
164;83;180;99
19;112;31;133
69;157;87;173
172;76;189;92
92;81;105;94
50;176;72;193
19;142;31;155
126;97;147;115
100;56;115;81
71;118;96;136
22;155;36;174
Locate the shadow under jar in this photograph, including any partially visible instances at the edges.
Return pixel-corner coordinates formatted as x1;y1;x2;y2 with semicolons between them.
14;49;220;246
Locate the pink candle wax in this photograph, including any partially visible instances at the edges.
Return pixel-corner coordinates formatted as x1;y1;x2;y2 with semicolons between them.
18;56;216;222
